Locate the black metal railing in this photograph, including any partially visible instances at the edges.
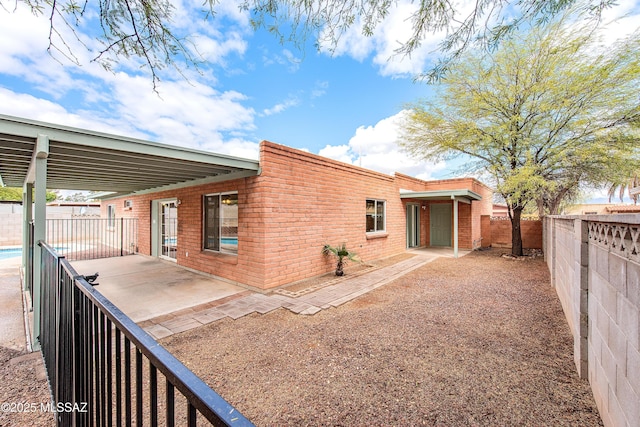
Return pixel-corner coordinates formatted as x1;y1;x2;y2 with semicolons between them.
38;241;253;426
46;218;138;261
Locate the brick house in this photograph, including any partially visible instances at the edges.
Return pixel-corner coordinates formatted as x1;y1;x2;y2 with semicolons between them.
102;141;493;290
2;114;492;350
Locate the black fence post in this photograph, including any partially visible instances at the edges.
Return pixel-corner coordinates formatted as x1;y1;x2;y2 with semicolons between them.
120;217;124;257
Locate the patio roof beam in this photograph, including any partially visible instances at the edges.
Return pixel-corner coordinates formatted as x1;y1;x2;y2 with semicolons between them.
46;157;234;179
49;144;239;174
44;161;227;181
101;168;261;199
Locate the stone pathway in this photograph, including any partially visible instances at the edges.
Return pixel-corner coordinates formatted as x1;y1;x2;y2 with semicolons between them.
140;254;436;339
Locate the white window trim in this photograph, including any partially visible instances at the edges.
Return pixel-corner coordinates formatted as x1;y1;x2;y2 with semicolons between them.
366;199;387;234
107;204;116;230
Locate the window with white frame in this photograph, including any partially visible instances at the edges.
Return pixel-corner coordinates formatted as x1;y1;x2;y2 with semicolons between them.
203;192;238;254
366;199;386;232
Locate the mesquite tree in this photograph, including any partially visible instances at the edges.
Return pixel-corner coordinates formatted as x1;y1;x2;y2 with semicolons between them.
400;15;640;256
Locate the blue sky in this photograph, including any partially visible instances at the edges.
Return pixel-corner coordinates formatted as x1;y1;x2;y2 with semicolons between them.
0;0;639;199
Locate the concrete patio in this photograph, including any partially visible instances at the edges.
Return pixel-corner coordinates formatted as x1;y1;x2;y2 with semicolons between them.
72;255;246;323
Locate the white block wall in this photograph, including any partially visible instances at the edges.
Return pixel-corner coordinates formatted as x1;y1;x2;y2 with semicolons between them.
545;215;640;427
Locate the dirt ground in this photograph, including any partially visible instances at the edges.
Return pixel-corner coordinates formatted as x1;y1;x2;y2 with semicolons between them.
162;249;603;426
2;249;602;426
0;347;55;426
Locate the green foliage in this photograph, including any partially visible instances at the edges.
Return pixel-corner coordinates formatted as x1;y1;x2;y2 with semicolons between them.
322;243;360;276
0;187;22;201
400;13;640;253
0;187;58;202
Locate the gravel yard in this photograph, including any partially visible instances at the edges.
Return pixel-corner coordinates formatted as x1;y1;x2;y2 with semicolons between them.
163;249;602;426
2;248;602;426
0;347;55;426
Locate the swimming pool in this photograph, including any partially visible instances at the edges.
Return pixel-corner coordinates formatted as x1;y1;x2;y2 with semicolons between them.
0;247;68;261
0;248;22;260
169;237;238;245
221;237;238;245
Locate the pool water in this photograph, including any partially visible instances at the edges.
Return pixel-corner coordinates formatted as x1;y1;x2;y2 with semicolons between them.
0;247;68;261
0;248;22;260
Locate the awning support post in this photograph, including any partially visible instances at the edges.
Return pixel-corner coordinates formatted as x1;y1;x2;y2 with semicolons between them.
453;197;459;258
28;134;49;350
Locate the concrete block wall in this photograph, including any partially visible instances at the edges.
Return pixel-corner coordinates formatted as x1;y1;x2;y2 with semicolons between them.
0;205;101;247
545;215;640;427
548;217;587;376
0;212;24;246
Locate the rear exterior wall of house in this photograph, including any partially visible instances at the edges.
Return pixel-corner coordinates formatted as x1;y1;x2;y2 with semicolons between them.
101;141;492;290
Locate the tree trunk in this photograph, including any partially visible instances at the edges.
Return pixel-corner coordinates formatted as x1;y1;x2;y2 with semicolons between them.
510;207;524;256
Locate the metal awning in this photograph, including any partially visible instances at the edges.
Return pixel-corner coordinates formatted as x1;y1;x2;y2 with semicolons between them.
0;114;260;194
1;114;261;350
399;189;482;203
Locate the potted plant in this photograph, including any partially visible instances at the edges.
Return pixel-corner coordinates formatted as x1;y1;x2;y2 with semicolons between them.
322;243;361;276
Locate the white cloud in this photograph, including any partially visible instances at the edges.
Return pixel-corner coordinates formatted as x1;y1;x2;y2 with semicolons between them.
188;32;248;64
261;96;300;116
0;1;260;160
321;0;639;77
599;0;640;44
318;144;353;164
318;110;446;179
311;80;329;98
262;48;302;72
320;0;478;77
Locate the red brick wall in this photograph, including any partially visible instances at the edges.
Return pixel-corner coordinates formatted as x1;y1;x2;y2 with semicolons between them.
395;174;493;249
257;142;407;288
101;177;268;287
481;215;492;247
102;142;494;289
481;216;543;249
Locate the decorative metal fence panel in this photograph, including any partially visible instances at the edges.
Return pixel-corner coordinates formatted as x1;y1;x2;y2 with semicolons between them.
38;241;253;427
46;218;138;261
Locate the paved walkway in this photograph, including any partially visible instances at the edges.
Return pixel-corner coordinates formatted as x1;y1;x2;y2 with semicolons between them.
0;257;28;351
139;253;439;339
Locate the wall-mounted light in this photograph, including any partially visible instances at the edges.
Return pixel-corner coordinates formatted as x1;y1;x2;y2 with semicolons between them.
176;199;182;206
421;204;427;210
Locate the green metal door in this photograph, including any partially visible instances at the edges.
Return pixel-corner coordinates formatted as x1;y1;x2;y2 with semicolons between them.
430;203;452;246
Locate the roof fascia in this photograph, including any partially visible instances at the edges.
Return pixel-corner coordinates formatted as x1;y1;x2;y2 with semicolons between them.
399;189;482;201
